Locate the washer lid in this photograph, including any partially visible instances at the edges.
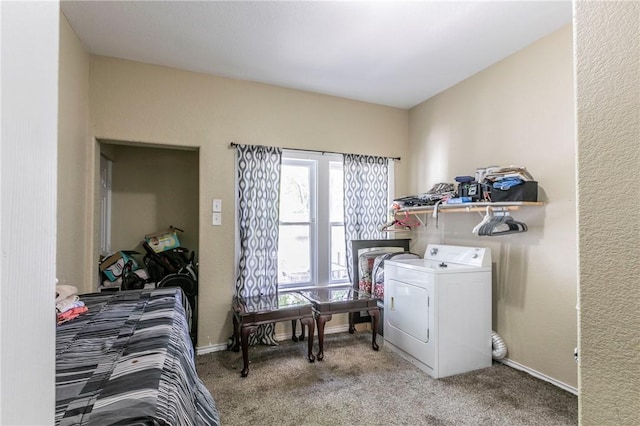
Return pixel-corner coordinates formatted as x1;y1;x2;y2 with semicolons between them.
423;244;491;267
385;258;491;273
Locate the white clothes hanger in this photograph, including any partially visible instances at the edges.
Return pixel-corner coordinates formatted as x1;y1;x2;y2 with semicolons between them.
472;206;492;234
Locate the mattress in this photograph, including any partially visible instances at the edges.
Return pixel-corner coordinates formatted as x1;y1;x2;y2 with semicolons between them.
55;287;219;426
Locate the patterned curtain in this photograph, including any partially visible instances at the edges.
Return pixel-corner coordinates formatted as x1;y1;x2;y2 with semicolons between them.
343;154;389;282
235;144;282;345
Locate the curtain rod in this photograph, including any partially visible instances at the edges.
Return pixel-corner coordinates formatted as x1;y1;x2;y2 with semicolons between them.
229;142;400;161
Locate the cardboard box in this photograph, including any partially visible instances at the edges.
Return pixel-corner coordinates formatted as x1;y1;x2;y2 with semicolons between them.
145;231;181;253
99;251;139;281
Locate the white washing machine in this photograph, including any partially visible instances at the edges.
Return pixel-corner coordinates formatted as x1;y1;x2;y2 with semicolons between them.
384;244;492;378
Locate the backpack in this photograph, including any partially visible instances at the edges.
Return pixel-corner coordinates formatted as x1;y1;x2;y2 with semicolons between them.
121;260;145;291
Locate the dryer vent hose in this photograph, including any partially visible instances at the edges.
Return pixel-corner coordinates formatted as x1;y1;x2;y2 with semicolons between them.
492;331;507;360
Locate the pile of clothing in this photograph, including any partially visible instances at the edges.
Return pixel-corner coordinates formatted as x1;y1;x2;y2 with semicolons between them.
393;166;537;210
393;183;457;207
481;166;535;189
56;284;88;325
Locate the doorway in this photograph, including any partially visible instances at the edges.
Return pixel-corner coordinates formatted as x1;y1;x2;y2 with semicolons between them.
98;140;200;278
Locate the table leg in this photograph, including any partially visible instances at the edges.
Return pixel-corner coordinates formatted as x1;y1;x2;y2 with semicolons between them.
368;309;380;351
240;325;256;377
299;321;306;341
300;317;315;363
316;313;332;361
231;313;240;352
291;319;306;342
348;312;356;334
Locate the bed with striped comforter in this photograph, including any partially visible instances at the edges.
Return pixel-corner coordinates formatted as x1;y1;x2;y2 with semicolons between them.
55;287;219;426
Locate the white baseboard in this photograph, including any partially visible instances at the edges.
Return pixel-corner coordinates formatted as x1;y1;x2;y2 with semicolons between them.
499;358;578;395
196;342;229;356
195;324;351;356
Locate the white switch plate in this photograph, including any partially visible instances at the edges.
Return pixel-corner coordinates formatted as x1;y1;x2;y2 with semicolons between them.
212;199;222;212
212;212;222;226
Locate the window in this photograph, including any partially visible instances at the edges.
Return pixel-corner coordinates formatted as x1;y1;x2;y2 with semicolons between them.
278;151;348;290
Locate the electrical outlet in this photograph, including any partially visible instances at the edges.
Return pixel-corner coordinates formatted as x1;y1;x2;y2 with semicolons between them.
212;212;222;226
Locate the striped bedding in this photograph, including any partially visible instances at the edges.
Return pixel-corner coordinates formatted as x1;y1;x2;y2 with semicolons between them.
55;287;219;426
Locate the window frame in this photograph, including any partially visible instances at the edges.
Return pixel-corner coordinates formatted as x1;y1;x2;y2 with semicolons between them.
278;150;348;291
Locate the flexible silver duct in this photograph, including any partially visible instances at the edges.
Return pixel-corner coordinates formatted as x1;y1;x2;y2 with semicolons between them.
492;331;507;360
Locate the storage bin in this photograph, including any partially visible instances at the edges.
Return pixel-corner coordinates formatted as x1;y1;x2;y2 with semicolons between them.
491;181;538;202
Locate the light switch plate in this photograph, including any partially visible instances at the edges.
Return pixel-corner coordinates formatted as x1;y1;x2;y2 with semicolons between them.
212;199;222;212
212;212;222;226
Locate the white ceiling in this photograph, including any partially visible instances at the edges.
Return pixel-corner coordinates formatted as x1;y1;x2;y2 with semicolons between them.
61;1;572;109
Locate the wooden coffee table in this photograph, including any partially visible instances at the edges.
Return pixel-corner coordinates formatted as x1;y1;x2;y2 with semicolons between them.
231;291;315;377
299;287;379;361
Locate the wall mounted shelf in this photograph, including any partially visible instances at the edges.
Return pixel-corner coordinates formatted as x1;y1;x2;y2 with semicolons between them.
393;201;544;229
397;201;543;215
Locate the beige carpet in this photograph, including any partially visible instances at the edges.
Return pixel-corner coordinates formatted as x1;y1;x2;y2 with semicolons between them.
196;332;577;426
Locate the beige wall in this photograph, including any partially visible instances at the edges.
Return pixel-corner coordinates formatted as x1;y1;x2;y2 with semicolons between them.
575;2;640;424
58;13;92;293
408;25;577;389
88;56;410;347
107;144;199;256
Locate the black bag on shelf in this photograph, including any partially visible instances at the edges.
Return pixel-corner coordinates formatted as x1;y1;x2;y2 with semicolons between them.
490;181;538;202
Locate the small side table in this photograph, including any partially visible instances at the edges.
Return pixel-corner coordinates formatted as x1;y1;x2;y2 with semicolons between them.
231;291;315;377
300;287;379;361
